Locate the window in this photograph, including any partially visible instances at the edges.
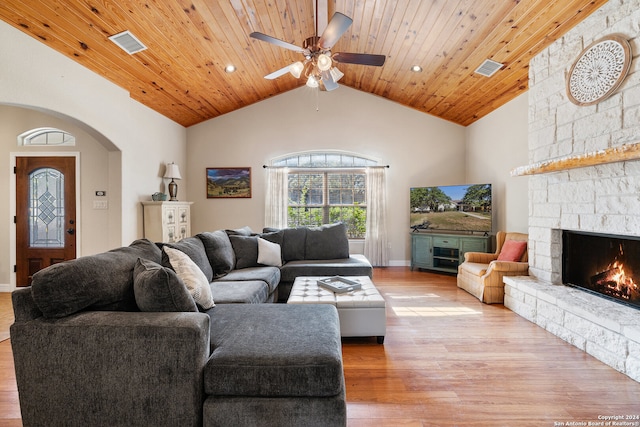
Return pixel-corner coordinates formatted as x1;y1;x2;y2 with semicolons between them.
272;152;377;238
18;128;76;146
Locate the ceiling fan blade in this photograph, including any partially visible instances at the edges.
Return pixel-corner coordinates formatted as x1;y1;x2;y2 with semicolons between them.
318;12;352;50
321;70;339;91
264;65;294;80
333;52;386;66
250;32;307;53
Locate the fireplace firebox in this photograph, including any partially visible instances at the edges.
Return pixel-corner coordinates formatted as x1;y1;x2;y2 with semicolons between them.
562;230;640;310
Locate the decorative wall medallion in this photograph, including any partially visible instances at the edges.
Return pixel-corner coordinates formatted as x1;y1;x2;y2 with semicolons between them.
566;35;632;106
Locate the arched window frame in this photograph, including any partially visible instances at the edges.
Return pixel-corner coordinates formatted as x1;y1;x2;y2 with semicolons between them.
18;127;76;147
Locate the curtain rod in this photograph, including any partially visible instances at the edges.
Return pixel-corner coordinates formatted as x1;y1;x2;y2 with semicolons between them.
263;165;389;169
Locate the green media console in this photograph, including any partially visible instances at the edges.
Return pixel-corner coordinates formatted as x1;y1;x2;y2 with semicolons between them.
410;232;490;274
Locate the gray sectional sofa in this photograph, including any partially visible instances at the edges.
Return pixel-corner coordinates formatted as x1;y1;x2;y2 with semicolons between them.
10;222;372;427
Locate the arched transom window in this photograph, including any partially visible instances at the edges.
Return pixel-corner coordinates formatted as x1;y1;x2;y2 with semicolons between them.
18;128;76;147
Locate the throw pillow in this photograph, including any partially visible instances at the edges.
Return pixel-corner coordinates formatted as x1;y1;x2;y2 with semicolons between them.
133;258;197;312
305;222;349;260
161;236;213;282
229;235;259;269
257;237;282;267
497;239;527;262
197;230;236;279
163;246;215;309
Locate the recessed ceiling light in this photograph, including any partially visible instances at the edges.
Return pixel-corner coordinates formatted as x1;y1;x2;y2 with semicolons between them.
411;65;422;72
225;65;236;73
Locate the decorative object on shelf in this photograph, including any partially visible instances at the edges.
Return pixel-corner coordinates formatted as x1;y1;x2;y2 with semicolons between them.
566;34;632;106
163;162;182;201
151;192;167;201
206;167;251;198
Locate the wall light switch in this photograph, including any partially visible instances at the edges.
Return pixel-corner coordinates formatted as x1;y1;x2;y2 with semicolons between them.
93;200;108;209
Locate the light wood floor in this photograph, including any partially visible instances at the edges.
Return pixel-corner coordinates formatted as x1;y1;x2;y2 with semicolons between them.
1;268;639;426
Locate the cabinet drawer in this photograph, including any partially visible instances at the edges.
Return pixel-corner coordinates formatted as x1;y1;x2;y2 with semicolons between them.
433;236;459;248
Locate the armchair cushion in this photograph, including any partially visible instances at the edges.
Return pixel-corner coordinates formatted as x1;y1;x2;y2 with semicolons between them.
497;239;527;262
460;262;488;276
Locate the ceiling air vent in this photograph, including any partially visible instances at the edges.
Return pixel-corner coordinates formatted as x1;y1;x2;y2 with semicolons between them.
109;31;147;55
474;59;504;77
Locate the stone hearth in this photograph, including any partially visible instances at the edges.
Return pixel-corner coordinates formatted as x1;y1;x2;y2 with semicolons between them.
504;276;640;382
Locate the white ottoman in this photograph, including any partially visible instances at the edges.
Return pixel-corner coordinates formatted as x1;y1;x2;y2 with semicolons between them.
288;276;387;344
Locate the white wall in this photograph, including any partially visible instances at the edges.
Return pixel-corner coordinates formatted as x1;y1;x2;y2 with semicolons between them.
465;93;529;235
0;20;187;288
187;86;467;265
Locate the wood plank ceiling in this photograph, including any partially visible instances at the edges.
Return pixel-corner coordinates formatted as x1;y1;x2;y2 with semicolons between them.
0;0;607;127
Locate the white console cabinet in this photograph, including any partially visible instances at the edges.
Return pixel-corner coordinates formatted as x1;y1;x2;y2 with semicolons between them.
142;201;192;243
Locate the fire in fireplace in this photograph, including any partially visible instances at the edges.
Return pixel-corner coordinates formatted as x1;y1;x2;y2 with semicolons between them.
563;230;640;310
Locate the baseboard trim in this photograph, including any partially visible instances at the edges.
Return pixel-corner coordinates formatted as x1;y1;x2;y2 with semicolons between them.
0;284;14;293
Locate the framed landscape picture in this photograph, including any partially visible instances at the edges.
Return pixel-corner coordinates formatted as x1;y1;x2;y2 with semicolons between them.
206;167;251;198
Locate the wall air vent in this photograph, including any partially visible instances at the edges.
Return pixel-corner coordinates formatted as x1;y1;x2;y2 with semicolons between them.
108;30;147;55
474;59;504;77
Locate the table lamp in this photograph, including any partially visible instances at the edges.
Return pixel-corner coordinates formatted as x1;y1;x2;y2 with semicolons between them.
163;162;182;201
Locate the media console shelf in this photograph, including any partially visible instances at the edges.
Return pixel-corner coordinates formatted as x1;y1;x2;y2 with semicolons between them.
410;232;490;274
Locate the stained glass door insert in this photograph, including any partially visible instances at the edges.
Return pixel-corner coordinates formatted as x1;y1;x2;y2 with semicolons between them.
29;168;65;247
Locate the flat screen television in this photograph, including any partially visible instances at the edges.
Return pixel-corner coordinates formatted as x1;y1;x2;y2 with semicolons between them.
410;183;493;233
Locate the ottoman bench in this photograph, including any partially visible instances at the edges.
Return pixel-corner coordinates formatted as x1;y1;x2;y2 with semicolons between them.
287;276;387;344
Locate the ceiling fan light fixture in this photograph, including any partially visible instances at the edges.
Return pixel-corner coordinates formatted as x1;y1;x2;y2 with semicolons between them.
290;61;304;78
306;75;319;88
317;54;332;71
330;66;344;82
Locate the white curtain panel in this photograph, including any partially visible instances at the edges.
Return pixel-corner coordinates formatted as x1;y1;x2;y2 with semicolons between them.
364;167;389;266
264;167;288;229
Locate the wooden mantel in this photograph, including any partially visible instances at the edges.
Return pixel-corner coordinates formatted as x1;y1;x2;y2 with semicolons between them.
511;141;640;176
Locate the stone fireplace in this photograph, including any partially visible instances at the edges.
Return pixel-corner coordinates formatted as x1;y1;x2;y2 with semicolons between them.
503;0;640;383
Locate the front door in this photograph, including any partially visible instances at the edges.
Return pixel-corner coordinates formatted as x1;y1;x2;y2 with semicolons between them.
15;156;77;287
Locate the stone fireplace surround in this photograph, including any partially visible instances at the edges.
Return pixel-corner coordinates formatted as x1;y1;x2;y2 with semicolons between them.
504;0;640;383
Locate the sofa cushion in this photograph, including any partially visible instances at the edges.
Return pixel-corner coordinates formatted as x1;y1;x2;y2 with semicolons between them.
257;237;282;267
209;280;270;304
225;226;255;236
197;230;235;279
221;266;281;294
229;235;259;269
133;258;198;312
282;227;307;261
163;246;215;310
204;304;344;397
161;236;213;282
305;223;349;260
31;239;161;318
279;254;373;284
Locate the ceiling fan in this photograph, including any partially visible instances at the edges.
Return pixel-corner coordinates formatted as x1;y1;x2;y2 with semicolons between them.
249;3;385;91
